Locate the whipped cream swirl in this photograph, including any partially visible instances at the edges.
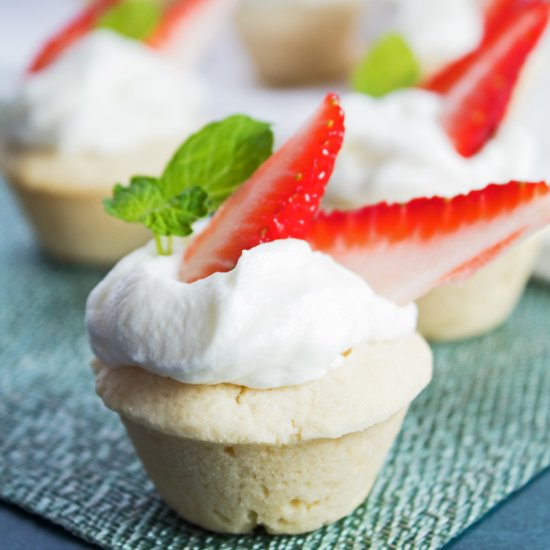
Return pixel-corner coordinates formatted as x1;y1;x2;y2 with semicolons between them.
1;30;206;155
86;239;417;389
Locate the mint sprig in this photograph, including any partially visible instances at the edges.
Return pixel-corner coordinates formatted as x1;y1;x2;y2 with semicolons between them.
162;116;274;212
96;0;162;41
105;177;208;254
104;115;273;255
351;33;421;98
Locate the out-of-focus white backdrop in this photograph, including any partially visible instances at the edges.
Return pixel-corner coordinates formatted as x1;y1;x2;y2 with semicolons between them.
0;1;85;97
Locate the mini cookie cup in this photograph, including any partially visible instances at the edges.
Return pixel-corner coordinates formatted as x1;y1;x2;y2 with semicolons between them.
1;141;179;265
235;0;364;86
417;237;541;342
93;333;432;534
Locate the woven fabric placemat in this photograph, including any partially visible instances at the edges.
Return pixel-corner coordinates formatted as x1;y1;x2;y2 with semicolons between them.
1;181;550;550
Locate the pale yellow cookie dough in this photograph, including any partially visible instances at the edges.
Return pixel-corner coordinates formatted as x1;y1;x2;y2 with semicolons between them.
94;333;432;534
2;140;179;265
417;237;541;342
235;0;363;86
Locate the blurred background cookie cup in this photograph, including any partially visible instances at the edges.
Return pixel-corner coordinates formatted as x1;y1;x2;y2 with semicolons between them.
234;0;365;86
0;24;207;265
320;0;550;342
0;140;179;265
416;235;542;342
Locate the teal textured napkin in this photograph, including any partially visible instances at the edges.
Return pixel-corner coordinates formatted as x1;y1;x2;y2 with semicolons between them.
1;180;550;550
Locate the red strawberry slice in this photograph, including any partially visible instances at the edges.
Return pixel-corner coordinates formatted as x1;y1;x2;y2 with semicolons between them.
306;181;550;305
484;0;548;39
425;2;549;93
147;0;209;48
425;5;549;157
422;51;477;95
181;93;345;283
28;0;121;73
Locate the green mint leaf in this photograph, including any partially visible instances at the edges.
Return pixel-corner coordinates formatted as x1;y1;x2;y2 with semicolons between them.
104;176;165;223
161;115;273;212
142;187;208;237
104;115;273;255
96;0;162;41
351;33;421;98
104;177;207;237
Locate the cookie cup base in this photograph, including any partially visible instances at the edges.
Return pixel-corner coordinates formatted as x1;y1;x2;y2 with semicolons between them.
235;1;363;86
8;178;150;266
120;408;406;535
417;237;541;342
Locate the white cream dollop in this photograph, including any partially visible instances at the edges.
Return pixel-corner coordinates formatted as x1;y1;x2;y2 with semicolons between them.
392;0;483;76
326;90;538;208
2;30;206;155
86;239;416;389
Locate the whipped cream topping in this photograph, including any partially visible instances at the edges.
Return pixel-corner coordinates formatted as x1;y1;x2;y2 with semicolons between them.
86;238;417;389
392;0;483;76
1;30;206;155
326;90;538;208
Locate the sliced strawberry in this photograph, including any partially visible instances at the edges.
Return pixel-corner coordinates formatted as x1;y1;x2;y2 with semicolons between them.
423;51;477;95
426;5;549;157
181;93;345;283
147;0;209;48
28;0;121;73
425;2;549;93
484;0;548;39
148;0;229;67
306;181;550;305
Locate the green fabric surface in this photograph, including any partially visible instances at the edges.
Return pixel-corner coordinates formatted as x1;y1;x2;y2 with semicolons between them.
1;179;550;550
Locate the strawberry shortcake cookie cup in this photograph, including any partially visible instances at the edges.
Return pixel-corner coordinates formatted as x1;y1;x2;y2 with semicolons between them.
1;0;209;265
325;2;550;341
87;95;550;533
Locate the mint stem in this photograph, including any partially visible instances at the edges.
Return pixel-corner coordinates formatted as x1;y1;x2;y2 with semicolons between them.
154;234;164;255
154;234;173;256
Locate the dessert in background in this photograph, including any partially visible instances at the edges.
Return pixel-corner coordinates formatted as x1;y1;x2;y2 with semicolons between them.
235;0;365;85
327;1;550;341
87;95;550;533
233;0;502;88
0;1;210;265
29;0;229;72
354;0;547;95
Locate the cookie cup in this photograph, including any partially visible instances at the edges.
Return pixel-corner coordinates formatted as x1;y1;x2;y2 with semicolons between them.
1;141;180;265
235;0;363;86
93;333;432;534
417;237;541;342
